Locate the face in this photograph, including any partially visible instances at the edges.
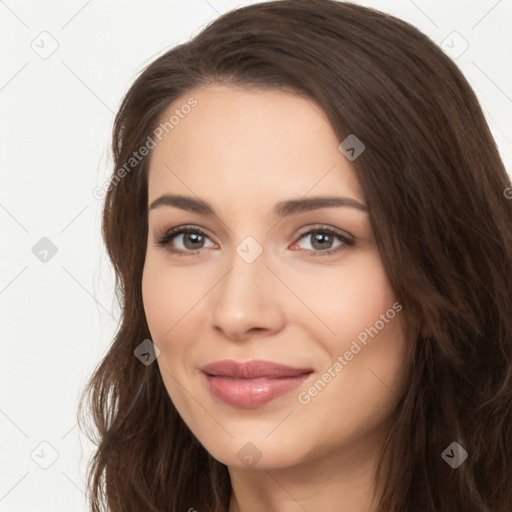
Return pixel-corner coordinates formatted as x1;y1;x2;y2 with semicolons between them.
142;84;409;470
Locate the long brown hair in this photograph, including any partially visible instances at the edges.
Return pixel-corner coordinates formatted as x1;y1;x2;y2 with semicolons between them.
78;1;512;510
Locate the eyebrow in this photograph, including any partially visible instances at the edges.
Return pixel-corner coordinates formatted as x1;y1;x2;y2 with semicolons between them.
148;194;368;216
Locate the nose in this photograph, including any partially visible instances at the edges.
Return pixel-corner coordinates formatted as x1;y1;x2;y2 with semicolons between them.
210;251;286;341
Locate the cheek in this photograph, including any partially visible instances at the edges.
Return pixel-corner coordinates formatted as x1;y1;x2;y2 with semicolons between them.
291;250;408;423
141;254;216;397
286;249;398;343
141;259;198;409
142;268;174;340
141;255;205;341
324;251;407;386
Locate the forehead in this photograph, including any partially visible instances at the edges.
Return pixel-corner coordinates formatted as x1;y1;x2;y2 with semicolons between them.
147;84;365;208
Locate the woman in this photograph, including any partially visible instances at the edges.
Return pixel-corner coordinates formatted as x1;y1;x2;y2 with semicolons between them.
79;1;512;511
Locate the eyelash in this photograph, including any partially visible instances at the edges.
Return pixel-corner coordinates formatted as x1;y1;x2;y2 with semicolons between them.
154;224;355;258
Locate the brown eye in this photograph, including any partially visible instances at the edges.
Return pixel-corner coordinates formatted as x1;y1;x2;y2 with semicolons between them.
292;226;355;257
155;226;216;255
309;231;336;251
181;231;207;250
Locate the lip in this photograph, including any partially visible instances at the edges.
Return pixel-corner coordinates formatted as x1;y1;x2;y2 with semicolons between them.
200;359;314;408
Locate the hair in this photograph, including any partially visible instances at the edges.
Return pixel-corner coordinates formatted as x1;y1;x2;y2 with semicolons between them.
78;1;512;510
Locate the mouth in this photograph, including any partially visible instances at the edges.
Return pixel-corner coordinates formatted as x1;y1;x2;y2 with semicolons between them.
200;359;314;408
200;359;313;379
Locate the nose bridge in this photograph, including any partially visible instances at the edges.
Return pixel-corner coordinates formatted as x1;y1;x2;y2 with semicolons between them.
218;242;268;308
218;230;268;295
210;240;284;339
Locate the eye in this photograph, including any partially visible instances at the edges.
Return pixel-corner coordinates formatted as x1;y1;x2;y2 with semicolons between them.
154;225;216;256
290;226;355;257
154;224;355;258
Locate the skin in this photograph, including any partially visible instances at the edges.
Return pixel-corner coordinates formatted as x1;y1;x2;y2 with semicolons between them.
142;84;410;512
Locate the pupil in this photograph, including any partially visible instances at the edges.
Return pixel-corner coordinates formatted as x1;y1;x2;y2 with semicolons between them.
184;232;203;249
312;231;332;250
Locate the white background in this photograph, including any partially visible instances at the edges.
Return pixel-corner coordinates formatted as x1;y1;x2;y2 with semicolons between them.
1;1;511;511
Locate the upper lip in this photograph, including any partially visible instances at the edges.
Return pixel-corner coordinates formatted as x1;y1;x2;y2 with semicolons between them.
201;359;313;379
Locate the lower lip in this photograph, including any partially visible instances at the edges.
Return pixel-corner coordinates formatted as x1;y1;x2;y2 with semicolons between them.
203;372;312;408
